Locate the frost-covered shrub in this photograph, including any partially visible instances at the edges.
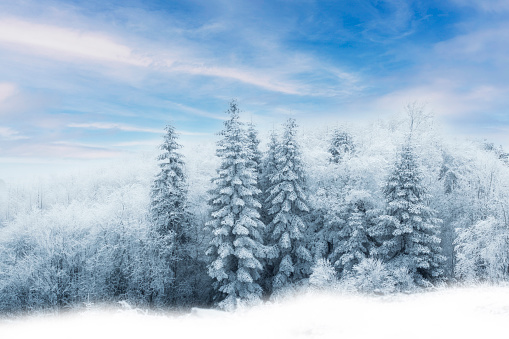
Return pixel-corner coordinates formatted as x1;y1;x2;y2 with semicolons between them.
455;217;509;282
309;259;337;289
387;262;416;292
343;257;416;294
345;258;395;294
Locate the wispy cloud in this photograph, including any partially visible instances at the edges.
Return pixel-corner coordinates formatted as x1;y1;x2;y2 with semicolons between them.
175;130;211;136
451;0;509;12
348;79;509;120
0;16;360;97
68;122;162;134
165;101;226;120
112;140;160;147
3;0;509;172
174;64;303;95
434;24;509;65
0;126;29;140
0;18;150;66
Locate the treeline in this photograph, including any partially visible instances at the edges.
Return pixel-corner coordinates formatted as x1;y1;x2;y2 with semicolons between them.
1;101;509;313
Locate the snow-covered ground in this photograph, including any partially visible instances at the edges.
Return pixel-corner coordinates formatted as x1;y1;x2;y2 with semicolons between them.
1;286;509;339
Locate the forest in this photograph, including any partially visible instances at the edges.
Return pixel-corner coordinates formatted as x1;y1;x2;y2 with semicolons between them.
1;100;509;314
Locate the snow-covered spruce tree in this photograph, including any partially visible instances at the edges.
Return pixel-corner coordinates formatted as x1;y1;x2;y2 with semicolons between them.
260;130;279;226
206;101;265;310
371;144;445;285
329;128;355;164
151;124;189;238
247;123;263;179
266;118;312;291
149;124;194;305
328;190;375;275
246;122;263;224
257;130;280;293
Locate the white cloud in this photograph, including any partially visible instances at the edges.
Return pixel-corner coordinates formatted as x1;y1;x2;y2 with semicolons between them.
0;126;29;140
175;130;210;136
0;18;150;66
112;140;160;147
0;17;360;97
68;122;163;134
165;101;226;120
336;73;509;128
0;18;298;94
434;25;509;64
174;64;303;95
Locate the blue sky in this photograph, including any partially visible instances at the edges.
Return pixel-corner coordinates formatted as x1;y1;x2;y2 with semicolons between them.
1;0;508;180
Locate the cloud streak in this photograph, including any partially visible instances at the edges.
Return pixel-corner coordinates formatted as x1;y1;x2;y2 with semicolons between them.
0;16;359;97
68;122;163;134
0;126;29;140
0;18;150;66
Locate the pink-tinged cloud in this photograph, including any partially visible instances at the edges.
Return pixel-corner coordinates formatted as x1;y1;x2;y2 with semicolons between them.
0;18;151;66
0;18;354;96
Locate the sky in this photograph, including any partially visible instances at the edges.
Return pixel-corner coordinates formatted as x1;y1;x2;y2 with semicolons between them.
0;0;508;181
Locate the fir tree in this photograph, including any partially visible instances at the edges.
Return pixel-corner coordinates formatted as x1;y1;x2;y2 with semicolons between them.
329;128;355;163
206;101;265;310
247;123;263;178
328;190;375;274
246;122;263;219
438;151;459;194
371;144;445;284
149;124;194;304
266;118;312;291
258;130;280;293
260;130;279;226
150;124;189;238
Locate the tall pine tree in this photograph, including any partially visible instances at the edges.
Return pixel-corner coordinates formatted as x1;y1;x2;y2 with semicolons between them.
328;190;375;274
247;122;263;179
260;130;279;226
151;124;189;238
266;118;312;291
150;124;193;304
371;144;445;284
206;101;265;310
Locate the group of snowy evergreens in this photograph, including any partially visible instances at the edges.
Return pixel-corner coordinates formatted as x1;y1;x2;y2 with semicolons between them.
1;101;509;313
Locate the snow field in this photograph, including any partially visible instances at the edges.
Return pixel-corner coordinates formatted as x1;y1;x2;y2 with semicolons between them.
1;286;509;339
